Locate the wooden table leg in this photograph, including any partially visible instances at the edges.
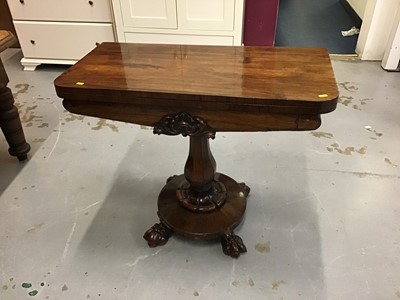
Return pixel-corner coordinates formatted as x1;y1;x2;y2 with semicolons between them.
143;112;250;258
0;60;30;161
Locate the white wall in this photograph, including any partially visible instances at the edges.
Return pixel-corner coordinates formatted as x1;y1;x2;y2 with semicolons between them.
356;0;400;60
348;0;367;19
381;1;400;69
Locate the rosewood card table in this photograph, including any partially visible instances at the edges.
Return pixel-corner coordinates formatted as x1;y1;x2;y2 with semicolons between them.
54;43;338;258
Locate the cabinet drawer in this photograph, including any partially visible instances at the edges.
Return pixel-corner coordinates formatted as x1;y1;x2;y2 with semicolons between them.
14;21;114;60
7;0;112;22
124;32;233;46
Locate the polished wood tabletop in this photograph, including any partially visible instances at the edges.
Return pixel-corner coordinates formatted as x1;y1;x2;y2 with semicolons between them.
55;43;338;132
55;43;338;114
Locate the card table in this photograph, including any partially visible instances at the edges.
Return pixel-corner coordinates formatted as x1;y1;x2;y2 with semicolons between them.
55;43;338;258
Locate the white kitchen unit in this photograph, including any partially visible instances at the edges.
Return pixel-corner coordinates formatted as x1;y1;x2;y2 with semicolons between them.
111;0;245;46
6;0;115;71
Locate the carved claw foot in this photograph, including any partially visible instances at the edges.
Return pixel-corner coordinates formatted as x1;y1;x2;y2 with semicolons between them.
221;232;247;258
238;182;250;197
143;222;173;247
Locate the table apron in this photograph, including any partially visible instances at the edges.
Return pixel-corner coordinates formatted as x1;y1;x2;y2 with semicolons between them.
63;99;321;132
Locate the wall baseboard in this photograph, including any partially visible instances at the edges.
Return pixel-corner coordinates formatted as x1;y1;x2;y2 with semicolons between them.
340;0;363;28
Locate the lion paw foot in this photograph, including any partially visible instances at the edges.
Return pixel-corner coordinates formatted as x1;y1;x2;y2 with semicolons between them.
143;222;173;247
221;232;247;258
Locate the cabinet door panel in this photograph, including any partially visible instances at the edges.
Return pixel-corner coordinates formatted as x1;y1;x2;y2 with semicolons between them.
178;0;235;31
120;0;177;28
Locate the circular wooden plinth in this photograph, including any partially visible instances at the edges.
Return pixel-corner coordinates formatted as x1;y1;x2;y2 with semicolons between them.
158;173;248;240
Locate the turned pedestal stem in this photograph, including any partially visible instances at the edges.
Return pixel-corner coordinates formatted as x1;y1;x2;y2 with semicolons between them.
184;135;216;194
178;134;227;212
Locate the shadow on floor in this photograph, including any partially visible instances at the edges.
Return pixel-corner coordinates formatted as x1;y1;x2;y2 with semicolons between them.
72;131;327;298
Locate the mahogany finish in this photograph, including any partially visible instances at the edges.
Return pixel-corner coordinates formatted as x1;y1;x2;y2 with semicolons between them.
0;31;30;161
56;43;338;132
54;43;338;258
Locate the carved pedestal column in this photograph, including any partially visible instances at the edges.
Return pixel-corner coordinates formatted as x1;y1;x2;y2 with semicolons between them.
143;112;250;258
177;135;227;212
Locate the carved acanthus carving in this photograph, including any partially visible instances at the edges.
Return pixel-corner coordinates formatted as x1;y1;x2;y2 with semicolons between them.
177;180;227;212
153;112;216;139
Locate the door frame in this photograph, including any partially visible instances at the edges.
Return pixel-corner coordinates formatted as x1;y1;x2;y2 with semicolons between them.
381;2;400;70
356;0;400;62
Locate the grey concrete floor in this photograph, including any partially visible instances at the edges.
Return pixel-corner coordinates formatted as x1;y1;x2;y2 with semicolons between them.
0;49;399;300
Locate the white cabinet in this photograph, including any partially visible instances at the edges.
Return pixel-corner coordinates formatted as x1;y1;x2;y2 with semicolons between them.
7;0;115;71
112;0;244;46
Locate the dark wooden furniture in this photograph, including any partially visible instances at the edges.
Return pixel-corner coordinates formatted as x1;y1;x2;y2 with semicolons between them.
0;1;20;48
54;43;338;258
0;30;30;161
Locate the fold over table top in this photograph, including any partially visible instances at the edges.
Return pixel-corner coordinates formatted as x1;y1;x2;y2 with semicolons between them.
55;43;338;112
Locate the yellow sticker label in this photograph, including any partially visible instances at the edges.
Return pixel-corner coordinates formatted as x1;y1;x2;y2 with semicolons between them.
318;94;328;98
76;82;85;86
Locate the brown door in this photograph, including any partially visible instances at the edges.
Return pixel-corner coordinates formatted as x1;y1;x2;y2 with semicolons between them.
0;0;20;47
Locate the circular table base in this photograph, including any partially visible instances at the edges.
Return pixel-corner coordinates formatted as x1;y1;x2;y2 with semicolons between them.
144;173;250;258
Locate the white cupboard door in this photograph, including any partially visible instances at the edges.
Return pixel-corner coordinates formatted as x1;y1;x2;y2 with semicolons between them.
120;0;177;29
177;0;235;31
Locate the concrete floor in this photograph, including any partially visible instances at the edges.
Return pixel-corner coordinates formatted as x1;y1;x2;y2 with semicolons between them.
0;49;399;300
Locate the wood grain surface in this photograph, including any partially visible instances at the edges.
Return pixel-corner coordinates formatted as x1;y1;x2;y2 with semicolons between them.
55;43;338;114
55;43;339;132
